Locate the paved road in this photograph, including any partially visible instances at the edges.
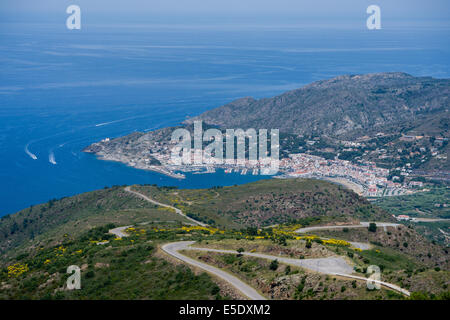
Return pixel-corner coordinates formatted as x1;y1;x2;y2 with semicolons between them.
124;186;207;227
162;241;267;300
109;225;132;238
164;241;410;297
189;245;354;275
345;241;370;250
333;273;410;297
112;196;409;298
296;222;400;234
412;218;450;223
295;222;400;251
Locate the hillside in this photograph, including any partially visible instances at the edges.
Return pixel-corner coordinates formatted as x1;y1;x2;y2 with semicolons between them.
0;186;191;259
0;179;390;258
0;180;448;300
0;224;223;300
132;179;394;227
186;72;449;139
84;72;449;172
374;188;450;246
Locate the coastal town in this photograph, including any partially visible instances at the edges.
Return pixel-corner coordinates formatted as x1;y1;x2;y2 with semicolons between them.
84;134;421;198
278;153;414;198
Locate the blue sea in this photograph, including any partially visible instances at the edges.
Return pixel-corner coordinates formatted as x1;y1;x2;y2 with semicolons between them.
0;19;449;216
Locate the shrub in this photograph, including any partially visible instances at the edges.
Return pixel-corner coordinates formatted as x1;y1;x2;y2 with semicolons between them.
211;285;220;295
85;270;95;278
297;276;307;293
305;240;312;249
368;223;377;232
278;236;288;246
269;259;279;271
285;266;291;275
410;292;429;300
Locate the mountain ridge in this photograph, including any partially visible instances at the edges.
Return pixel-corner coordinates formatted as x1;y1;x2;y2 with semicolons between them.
83;72;449;173
184;72;449;139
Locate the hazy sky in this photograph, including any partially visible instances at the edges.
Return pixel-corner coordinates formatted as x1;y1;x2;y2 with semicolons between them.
1;0;449;21
1;0;449;30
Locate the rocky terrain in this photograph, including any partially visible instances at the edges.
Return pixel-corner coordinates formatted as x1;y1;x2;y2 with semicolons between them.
186;72;449;139
83;73;449;173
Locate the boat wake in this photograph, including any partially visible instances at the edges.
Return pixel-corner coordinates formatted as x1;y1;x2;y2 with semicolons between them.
95;116;137;127
24;144;38;160
49;151;57;165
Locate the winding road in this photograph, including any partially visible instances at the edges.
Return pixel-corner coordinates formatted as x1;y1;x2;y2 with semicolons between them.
118;187;410;298
109;225;132;238
162;241;267;300
162;241;410;298
124;186;207;226
296;222;400;234
296;222;401;250
188;243;354;275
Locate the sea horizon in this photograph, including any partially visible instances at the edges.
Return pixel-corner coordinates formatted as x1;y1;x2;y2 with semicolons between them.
1;19;450;216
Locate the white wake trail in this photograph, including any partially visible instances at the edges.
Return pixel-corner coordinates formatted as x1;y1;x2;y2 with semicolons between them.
49;151;57;165
24;144;38;160
94;113;153;127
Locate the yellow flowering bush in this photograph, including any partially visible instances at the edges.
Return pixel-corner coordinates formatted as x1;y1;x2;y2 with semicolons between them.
8;263;29;277
124;227;148;238
181;226;219;234
322;239;351;246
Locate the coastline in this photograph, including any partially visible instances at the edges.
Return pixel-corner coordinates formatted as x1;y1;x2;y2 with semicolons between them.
89;152;370;197
93;154;186;179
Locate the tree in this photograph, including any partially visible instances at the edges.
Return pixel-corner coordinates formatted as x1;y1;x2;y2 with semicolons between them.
277;235;287;246
245;227;258;236
368;223;377;232
269;259;279;271
285;265;291;275
305;240;312;249
410;292;429;300
211;285;220;295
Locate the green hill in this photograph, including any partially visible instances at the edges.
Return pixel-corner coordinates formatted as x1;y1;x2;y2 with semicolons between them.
0;179;447;300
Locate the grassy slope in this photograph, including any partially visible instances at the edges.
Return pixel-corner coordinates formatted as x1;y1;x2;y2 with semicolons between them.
0;225;221;300
374;187;450;218
182;249;403;300
1;179;446;300
0;178;395;260
374;188;450;245
313;226;449;270
134;178;393;228
0;186;191;259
